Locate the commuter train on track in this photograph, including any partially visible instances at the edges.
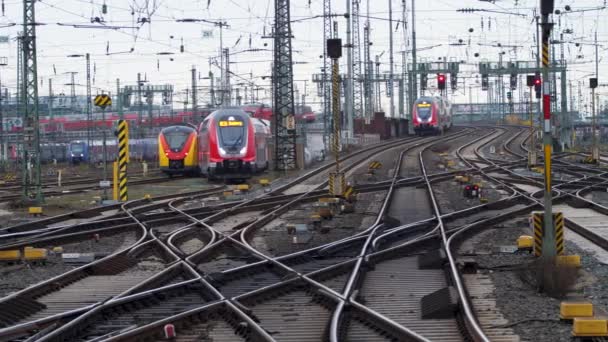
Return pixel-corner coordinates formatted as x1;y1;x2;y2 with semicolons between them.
158;109;271;180
412;96;453;135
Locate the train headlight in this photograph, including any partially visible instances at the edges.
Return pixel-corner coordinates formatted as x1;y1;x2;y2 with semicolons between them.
80;154;84;157
185;152;189;156
219;147;227;155
240;146;247;154
71;154;74;157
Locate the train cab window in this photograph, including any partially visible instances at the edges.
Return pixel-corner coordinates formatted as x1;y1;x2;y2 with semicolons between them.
416;102;432;120
217;116;246;147
162;126;194;152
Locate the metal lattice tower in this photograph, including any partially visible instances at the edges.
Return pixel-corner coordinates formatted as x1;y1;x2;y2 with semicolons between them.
273;0;297;170
351;0;363;119
86;53;91;149
21;0;42;202
16;33;23;115
363;21;373;120
322;0;332;152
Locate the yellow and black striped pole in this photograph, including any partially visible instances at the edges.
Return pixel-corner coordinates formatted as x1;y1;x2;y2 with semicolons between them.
540;1;555;259
327;38;345;196
117;119;129;201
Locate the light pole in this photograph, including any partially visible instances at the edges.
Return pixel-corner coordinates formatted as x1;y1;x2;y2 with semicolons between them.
591;77;599;161
67;53;91;159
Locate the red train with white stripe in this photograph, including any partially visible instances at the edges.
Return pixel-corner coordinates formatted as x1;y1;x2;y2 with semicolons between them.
197;109;271;180
412;96;453;135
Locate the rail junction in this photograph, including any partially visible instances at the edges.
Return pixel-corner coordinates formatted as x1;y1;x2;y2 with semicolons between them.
0;125;607;341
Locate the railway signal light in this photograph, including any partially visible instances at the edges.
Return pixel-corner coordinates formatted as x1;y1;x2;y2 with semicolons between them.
437;74;446;90
510;74;517;90
326;39;342;59
590;77;598;89
534;72;542;99
481;74;489;91
507;91;512;100
526;74;535;87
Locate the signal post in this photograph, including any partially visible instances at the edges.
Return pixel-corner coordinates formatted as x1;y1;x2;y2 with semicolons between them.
526;75;538;166
115;120;129;201
540;0;557;261
327;38;345;196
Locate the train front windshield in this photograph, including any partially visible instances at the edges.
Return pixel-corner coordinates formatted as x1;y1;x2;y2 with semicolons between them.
416;102;432;120
71;143;85;153
217;118;246;149
162;127;193;151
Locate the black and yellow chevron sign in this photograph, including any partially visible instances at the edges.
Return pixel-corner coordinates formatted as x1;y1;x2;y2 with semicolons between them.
94;94;112;109
532;211;564;257
368;161;382;170
117;119;129;201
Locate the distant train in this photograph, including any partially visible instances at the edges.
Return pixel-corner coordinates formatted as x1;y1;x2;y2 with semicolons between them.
67;139;158;164
157;109;271;180
158;125;199;175
412;96;453;135
198;109;271;180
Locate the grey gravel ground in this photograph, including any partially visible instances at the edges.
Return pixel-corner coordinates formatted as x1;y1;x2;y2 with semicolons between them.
252;190;384;256
462;216;608;342
0;231;138;297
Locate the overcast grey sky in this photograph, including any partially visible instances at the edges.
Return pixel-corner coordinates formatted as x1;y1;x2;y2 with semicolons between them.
0;0;605;111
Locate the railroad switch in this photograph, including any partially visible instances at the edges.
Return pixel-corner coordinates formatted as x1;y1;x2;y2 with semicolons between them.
561;302;594;320
458;258;478;274
420;286;459;319
340;202;355;214
259;178;270;186
557;255;581;268
343;186;357;203
572;318;608;337
455;175;470;184
23;247;48;263
28;206;43;216
418;249;447;269
235;184;250;192
0;250;21;263
310;215;322;229
143;194;152;200
582;156;598;165
516;235;534;252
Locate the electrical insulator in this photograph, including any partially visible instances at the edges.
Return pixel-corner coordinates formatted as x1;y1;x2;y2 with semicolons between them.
102;2;108;14
180;38;185;53
481;74;489;91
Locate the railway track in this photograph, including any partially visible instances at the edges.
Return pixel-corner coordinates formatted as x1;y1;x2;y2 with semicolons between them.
3;126;608;341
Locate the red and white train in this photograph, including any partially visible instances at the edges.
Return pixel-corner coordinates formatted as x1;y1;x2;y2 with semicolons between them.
412;96;453;135
198;109;271;180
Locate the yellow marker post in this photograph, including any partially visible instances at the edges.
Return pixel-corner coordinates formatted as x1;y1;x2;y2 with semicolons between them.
117;120;129;201
113;161;118;201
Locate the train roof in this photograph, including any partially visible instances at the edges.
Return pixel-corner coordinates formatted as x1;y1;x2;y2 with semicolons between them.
160;125;196;134
207;108;250;119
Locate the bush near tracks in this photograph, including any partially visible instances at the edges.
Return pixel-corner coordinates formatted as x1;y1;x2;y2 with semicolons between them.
518;259;579;298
